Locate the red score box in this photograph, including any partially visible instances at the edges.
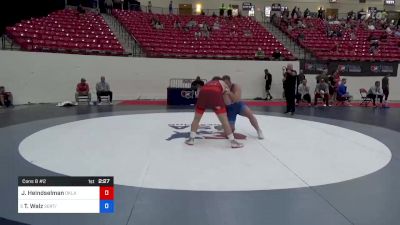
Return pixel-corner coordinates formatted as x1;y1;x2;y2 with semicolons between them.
100;186;114;200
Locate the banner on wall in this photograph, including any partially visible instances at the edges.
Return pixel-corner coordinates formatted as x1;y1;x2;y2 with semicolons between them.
300;60;398;76
242;2;253;11
271;3;281;11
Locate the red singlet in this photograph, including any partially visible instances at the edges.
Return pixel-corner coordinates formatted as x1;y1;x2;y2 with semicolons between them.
195;80;226;114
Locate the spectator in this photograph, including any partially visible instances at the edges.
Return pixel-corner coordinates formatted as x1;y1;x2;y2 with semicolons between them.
317;7;324;19
368;23;375;30
219;3;225;16
105;0;113;14
227;4;233;17
243;29;252;37
297;69;305;84
291;7;297;19
77;4;86;14
212;12;217;17
395;30;400;38
191;76;205;89
297;32;305;43
147;1;152;13
357;9;365;20
382;74;390;107
194;30;202;40
287;24;294;32
255;48;265;58
264;69;272;100
75;78;91;102
367;81;384;107
304;8;310;18
213;20;221;30
272;49;281;60
154;21;164;30
283;64;297;114
0;86;13;108
96;76;113;104
386;27;392;35
316;69;329;84
297;20;306;29
369;37;379;54
113;0;123;10
296;79;311;105
337;78;352;105
271;13;277;23
174;20;181;29
185;18;197;30
169;0;173;14
347;10;354;20
200;23;210;38
350;31;357;40
314;79;330;106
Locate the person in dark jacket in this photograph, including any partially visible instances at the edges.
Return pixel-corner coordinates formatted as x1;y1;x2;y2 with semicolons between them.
264;69;273;100
283;64;297;114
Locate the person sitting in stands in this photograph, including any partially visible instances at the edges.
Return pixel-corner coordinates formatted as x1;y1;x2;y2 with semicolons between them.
296;79;311;106
154;21;164;29
185;18;197;30
368;23;375;30
367;81;384;107
75;78;91;102
105;0;113;14
314;79;330;106
350;31;357;41
174;20;181;29
213;20;221;30
194;31;202;40
77;4;86;14
243;29;252;37
386;27;393;35
255;48;265;58
0;86;13;108
96;76;113;104
395;29;400;38
201;23;210;39
337;78;352;105
272;48;281;60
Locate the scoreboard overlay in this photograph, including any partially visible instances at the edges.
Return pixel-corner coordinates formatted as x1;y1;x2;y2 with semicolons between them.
18;176;114;213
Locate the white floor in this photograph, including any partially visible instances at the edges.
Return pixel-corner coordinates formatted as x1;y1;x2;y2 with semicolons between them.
19;113;392;191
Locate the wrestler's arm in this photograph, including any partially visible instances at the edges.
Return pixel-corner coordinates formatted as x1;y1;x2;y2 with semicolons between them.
229;84;241;102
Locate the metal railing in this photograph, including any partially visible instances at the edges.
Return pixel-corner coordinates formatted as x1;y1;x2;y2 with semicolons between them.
169;78;207;88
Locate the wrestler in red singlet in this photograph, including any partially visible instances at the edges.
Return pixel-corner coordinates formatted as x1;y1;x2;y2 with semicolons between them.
195;80;227;115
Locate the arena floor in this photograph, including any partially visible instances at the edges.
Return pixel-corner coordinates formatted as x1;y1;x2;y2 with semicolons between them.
1;103;400;225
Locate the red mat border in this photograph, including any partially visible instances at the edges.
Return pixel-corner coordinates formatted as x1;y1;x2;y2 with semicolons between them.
118;100;400;108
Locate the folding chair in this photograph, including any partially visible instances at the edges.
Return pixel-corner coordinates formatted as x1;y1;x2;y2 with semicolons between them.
99;96;111;105
77;95;90;105
359;88;372;106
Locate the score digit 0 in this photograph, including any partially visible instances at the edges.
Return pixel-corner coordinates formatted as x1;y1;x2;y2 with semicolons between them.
100;186;114;200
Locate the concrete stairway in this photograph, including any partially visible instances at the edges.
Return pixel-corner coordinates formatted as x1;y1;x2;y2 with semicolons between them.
101;13;144;56
263;22;314;60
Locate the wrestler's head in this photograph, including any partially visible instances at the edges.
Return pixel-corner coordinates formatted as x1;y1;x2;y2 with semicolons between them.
211;76;222;81
222;75;232;87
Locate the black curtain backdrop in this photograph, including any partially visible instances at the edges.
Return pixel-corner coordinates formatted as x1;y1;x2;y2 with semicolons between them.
0;0;65;36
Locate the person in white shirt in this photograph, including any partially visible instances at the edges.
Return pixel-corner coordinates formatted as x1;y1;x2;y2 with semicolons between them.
96;76;113;103
367;81;383;107
296;79;311;105
368;24;375;30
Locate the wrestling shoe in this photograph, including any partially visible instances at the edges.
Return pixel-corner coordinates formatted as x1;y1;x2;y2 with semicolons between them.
231;140;244;148
185;138;194;145
257;130;264;140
